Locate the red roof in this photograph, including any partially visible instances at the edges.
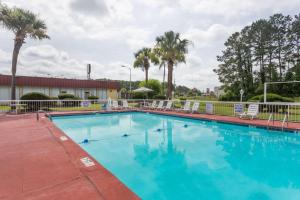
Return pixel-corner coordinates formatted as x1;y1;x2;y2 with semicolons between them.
0;74;120;90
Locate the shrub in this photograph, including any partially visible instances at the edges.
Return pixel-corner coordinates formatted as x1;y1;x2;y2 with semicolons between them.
153;94;166;100
219;90;237;101
62;97;82;107
20;92;50;111
249;93;294;102
179;97;187;101
88;95;99;104
58;93;75;100
21;92;50;100
249;93;294;113
139;79;161;98
132;92;145;99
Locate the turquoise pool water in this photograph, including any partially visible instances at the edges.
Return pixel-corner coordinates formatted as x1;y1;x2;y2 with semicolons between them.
52;112;300;200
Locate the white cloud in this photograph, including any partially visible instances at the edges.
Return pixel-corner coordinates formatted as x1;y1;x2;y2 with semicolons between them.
1;0;300;91
183;24;240;48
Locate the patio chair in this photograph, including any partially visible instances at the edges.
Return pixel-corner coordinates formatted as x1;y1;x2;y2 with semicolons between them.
122;100;130;109
144;100;157;109
164;101;173;111
112;100;120;110
191;101;200;113
156;101;164;110
177;101;191;112
239;104;259;120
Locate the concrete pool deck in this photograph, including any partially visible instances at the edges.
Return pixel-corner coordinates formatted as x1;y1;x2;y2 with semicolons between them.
1;110;300;199
0;113;139;200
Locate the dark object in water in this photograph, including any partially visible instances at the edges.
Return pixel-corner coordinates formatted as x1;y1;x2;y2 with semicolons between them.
157;128;162;132
122;134;129;137
183;124;188;128
82;139;89;143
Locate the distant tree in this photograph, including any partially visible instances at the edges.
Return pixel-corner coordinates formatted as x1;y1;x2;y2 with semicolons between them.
175;85;190;96
0;4;50;100
139;79;161;98
133;48;159;83
155;31;191;99
214;13;300;99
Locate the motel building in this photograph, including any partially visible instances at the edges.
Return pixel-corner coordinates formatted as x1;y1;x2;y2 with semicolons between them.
0;74;120;100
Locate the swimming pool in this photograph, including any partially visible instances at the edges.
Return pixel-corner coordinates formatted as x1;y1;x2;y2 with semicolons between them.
52;112;300;200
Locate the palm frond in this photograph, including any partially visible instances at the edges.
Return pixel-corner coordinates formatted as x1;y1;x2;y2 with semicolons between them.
0;3;49;40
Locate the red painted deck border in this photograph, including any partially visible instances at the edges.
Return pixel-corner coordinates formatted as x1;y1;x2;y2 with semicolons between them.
0;113;140;200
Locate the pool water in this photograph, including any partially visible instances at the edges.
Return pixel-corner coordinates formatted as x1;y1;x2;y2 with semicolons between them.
52;112;300;200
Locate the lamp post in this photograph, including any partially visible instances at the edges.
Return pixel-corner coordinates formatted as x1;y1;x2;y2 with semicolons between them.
240;89;244;102
121;65;132;98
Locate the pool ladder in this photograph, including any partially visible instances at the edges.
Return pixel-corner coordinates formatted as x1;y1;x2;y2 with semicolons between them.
281;114;288;131
267;113;288;131
267;113;274;130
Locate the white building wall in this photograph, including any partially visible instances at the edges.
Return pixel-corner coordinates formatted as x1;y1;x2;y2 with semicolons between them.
0;86;10;100
50;88;60;97
0;86;112;100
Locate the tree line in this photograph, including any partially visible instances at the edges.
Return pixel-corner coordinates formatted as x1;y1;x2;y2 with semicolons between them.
214;13;300;100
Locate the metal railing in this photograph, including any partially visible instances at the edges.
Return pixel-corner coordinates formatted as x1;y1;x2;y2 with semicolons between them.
0;99;300;123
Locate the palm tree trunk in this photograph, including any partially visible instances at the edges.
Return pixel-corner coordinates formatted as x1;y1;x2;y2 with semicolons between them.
11;37;23;100
167;60;173;99
145;68;148;83
162;63;165;95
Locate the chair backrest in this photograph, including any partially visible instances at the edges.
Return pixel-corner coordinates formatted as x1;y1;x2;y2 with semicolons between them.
192;101;200;112
183;101;191;111
122;100;128;108
112;100;119;108
247;104;259;115
151;101;157;108
165;101;172;109
157;101;164;109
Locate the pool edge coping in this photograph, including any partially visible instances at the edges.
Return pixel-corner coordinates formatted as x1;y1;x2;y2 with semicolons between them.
44;112;141;200
47;109;300;133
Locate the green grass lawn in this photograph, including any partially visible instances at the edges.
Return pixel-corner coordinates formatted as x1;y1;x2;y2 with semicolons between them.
0;105;11;111
49;103;102;111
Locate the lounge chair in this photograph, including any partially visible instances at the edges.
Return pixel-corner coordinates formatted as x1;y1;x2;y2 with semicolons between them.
156;101;164;110
112;100;120;110
145;101;157;109
177;101;191;112
122;100;130;109
164;101;173;111
191;101;200;113
239;104;259;119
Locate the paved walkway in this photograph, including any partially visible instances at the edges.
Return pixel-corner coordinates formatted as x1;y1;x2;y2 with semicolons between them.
143;110;300;131
0;114;139;200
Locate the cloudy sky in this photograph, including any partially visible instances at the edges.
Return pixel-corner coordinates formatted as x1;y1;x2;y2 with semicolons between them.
1;0;300;91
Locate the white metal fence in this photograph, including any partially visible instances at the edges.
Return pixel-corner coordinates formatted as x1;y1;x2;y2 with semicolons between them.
0;99;300;123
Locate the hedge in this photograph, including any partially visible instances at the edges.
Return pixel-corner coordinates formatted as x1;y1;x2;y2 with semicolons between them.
249;93;294;102
20;92;50;111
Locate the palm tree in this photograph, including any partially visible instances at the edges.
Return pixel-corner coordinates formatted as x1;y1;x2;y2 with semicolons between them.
133;47;159;83
155;31;191;99
159;61;166;95
0;4;50;100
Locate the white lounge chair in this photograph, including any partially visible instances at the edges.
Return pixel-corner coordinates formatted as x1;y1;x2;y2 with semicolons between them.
112;100;120;110
191;101;200;113
122;100;130;109
145;101;157;109
239;104;259;119
178;101;191;112
156;101;164;110
164;101;173;110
